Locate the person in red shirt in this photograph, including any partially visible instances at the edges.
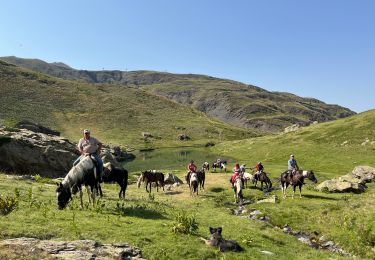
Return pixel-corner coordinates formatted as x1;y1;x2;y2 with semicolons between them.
255;162;264;173
188;160;197;173
230;163;241;188
186;160;197;185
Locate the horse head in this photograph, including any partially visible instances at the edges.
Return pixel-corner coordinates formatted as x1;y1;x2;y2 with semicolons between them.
305;170;318;183
56;182;71;210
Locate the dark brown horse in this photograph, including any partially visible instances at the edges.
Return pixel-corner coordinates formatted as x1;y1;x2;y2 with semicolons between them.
137;170;165;193
97;162;128;199
254;171;272;190
280;170;317;199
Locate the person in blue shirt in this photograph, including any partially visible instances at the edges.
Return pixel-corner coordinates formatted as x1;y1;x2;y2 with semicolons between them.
288;154;299;178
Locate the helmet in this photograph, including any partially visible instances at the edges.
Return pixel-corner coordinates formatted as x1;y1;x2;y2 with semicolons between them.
258;162;261;164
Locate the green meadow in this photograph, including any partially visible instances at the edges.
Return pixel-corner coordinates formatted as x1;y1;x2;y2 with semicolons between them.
1;111;375;259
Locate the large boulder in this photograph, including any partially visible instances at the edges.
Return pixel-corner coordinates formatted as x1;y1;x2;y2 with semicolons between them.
316;179;366;193
0;127;78;178
351;166;375;183
110;145;135;162
316;173;368;193
164;173;183;185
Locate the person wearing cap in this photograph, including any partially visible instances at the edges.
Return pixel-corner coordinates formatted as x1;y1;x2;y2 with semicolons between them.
74;129;103;182
288;154;299;178
255;162;264;174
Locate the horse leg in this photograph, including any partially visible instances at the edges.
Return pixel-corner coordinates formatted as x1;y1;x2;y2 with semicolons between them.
80;188;84;209
292;185;296;199
299;185;302;198
91;185;96;207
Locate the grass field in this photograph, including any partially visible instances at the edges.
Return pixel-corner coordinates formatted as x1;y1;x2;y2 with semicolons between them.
1;106;375;259
0;172;356;260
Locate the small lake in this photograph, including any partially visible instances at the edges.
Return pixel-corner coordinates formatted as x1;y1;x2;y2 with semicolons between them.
122;147;235;173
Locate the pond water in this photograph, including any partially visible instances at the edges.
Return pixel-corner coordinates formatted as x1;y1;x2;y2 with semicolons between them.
122;147;235;173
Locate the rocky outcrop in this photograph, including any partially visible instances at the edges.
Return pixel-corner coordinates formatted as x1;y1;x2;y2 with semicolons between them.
110;145;135;162
316;166;375;193
0;127;78;178
0;238;144;259
177;134;190;141
164;173;183;185
15;120;60;136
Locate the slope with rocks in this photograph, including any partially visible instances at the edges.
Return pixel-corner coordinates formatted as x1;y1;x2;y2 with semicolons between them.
0;56;355;132
0;60;254;149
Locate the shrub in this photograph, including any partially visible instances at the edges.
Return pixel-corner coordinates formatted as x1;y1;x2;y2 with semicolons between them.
172;211;199;235
0;195;18;215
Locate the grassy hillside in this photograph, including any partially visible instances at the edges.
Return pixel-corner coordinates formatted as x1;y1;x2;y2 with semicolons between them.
0;60;255;149
212;109;375;178
0;56;355;132
208;110;375;258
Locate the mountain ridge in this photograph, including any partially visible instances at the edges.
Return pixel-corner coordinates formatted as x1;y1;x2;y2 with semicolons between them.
0;56;355;132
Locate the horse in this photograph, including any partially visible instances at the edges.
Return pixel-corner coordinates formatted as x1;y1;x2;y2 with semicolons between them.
212;162;227;172
254;171;272;190
138;170;165;193
280;170;317;199
186;170;205;190
243;172;256;188
56;155;99;209
233;177;243;204
97;162;128;199
202;162;210;171
190;172;199;196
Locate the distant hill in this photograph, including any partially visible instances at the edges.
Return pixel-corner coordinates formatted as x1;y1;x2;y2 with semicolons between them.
0;60;255;149
0;56;355;132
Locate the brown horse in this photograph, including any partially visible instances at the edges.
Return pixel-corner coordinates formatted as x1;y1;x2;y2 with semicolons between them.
280;170;317;199
138;170;165;193
254;171;272;190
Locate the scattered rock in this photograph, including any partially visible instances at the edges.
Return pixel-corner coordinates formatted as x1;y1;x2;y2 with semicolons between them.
234;206;247;215
260;250;275;255
361;138;371;146
177;134;190;141
256;195;277;204
142;132;153;139
340;140;349;146
0;238;144;259
284;124;300;133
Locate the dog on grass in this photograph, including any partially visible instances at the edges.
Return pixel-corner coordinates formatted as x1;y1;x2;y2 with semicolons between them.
200;227;243;252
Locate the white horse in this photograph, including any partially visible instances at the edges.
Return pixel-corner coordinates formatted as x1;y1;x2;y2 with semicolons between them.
243;172;256;188
234;177;243;204
56;156;98;209
190;172;199;196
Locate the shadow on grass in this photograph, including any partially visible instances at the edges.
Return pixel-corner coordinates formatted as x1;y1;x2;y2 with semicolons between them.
121;207;168;219
165;191;183;196
209;187;225;193
302;194;339;200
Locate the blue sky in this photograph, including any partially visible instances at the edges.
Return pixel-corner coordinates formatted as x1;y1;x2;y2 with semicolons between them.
0;0;374;112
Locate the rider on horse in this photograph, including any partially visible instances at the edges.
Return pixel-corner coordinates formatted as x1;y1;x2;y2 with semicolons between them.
230;163;242;189
288;154;299;179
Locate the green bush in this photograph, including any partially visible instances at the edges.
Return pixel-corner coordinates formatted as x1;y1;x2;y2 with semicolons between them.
172;211;198;235
0;195;18;215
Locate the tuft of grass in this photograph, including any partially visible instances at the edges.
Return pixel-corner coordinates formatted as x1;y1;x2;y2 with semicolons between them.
172;211;199;235
0;195;18;215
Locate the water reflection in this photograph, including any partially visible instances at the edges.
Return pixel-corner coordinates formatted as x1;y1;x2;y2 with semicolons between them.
122;147;233;173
